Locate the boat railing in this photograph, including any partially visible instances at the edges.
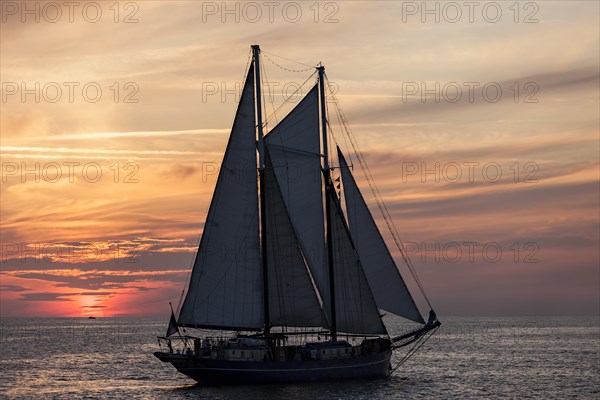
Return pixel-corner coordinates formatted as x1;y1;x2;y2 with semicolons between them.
157;335;196;355
156;331;391;359
157;334;266;356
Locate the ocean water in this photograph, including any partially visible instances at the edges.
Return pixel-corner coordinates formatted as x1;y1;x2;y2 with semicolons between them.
0;316;598;399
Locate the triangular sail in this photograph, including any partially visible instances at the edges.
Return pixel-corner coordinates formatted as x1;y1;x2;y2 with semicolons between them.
178;66;263;330
264;85;328;312
166;309;179;337
338;148;425;324
264;153;327;327
328;189;387;335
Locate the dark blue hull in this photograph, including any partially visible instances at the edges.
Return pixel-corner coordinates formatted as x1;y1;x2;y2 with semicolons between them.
155;350;391;385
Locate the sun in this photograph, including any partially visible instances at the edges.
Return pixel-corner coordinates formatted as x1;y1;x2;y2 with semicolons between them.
76;294;107;318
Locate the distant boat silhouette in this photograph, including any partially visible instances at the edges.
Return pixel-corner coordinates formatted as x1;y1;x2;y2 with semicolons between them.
154;44;440;385
88;316;96;319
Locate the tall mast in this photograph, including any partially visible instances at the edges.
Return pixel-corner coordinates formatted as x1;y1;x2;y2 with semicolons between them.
253;45;265;170
318;65;337;341
253;44;270;337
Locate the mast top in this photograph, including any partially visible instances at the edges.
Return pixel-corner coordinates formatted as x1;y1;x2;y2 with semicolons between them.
317;66;329;172
253;45;265;170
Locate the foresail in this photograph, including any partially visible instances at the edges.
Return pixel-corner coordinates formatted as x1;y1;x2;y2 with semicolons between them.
328;189;387;335
264;85;328;311
178;65;263;330
264;153;327;327
338;148;425;324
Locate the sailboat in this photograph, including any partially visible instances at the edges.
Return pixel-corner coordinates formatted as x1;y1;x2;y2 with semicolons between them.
154;45;440;385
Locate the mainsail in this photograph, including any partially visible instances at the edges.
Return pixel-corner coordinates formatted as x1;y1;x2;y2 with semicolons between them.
264;152;327;327
178;65;263;330
338;148;425;324
328;189;388;335
263;85;328;312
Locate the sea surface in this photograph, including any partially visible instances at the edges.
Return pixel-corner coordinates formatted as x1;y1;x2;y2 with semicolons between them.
0;316;598;399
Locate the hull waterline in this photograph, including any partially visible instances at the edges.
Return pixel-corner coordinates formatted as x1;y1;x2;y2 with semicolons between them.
154;350;391;386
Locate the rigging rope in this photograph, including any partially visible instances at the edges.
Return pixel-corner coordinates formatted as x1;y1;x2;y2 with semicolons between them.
324;73;434;310
259;52;274;132
391;326;439;373
242;48;252;88
262;50;316;72
262;70;318;127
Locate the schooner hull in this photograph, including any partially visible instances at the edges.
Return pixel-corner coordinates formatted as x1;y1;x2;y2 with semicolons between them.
155;350;391;385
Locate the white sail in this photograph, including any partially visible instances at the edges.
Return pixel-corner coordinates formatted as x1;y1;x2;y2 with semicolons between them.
264;85;328;309
338;148;425;324
328;189;388;335
178;65;263;330
264;153;328;327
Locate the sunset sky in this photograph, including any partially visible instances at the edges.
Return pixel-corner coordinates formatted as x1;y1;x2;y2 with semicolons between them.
1;1;598;318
